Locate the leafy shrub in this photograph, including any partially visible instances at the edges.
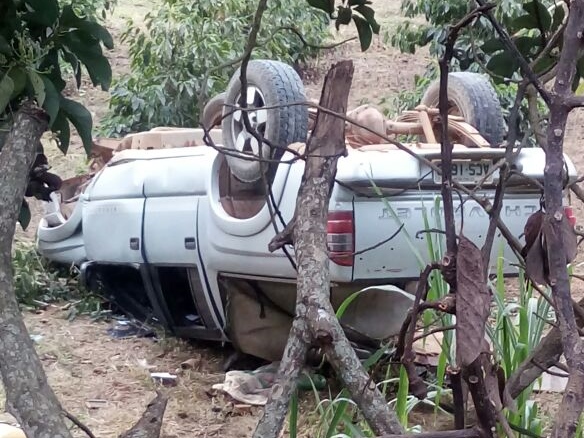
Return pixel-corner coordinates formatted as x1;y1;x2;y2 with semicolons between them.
100;0;330;137
13;243;109;320
60;0;117;22
0;1;112;153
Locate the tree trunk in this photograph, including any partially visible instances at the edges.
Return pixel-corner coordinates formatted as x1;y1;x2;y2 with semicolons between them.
255;60;405;438
0;102;75;438
542;1;584;435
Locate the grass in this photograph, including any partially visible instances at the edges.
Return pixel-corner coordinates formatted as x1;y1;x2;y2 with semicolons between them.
295;184;568;437
12;242;110;320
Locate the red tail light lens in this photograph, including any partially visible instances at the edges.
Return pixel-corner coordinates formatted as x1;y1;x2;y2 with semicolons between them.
564;206;577;227
327;211;354;266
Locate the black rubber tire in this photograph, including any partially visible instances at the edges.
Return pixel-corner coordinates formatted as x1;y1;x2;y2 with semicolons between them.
201;92;226;129
420;72;505;147
221;59;308;183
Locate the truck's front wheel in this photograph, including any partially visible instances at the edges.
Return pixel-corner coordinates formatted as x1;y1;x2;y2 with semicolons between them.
221;59;309;183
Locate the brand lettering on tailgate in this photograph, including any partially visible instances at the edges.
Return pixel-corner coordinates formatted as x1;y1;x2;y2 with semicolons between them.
379;204;538;219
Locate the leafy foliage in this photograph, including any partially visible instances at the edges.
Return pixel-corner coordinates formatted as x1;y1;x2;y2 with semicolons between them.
13;243;110;320
100;0;331;137
62;0;118;22
306;0;380;51
0;0;113;227
0;0;113;154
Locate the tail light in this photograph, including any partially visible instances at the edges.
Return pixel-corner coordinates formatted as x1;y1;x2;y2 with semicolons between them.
564;205;577;227
327;210;354;266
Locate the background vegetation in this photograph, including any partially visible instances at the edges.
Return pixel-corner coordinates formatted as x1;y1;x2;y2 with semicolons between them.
99;0;331;136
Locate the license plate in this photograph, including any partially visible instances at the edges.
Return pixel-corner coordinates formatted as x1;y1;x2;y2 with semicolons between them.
432;160;494;184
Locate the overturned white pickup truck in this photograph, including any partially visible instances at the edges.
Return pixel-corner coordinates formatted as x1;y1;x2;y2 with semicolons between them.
36;60;577;361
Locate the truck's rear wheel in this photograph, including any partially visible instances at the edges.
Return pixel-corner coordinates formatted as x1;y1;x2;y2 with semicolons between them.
221;59;308;183
421;72;505;147
201;92;226;129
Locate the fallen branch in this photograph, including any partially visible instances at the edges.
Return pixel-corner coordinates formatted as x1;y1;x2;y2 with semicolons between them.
119;392;168;438
63;410;97;438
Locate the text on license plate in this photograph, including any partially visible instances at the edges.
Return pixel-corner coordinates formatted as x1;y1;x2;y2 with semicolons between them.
432;160;494;184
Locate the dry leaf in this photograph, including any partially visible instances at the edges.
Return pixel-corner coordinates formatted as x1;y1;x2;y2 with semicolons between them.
455;236;491;367
521;210;544;259
525;229;548;286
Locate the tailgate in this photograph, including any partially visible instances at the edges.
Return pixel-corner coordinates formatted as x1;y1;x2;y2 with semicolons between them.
352;193;539;281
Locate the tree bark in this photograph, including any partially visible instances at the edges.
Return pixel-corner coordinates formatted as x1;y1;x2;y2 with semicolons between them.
542;1;584;436
255;60;405;438
0;102;75;438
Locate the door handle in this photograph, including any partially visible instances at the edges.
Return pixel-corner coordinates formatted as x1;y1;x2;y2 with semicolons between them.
184;237;196;250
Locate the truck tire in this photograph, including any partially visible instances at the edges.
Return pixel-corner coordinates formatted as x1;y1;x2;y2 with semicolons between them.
420;72;505;147
201;92;226;129
221;59;308;183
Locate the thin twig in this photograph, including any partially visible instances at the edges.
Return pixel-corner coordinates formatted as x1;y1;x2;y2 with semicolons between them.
62;410;97;438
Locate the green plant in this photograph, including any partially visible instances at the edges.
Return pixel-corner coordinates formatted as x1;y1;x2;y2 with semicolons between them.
486;244;553;437
12;243;109;320
0;0;112;153
0;0;113;227
60;0;117;22
305;180;564;436
99;0;331;137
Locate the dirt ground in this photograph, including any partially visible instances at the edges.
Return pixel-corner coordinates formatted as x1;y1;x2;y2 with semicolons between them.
6;0;584;436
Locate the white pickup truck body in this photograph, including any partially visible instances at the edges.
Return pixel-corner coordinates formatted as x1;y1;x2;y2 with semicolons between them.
34;62;579;361
36;136;577;355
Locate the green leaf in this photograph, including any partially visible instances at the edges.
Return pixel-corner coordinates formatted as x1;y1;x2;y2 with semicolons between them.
355;5;380;34
306;0;334;15
38;48;67;93
0;74;14;114
336;6;353;30
532;54;555;75
352;15;373;51
552;5;566;31
27;70;45;106
52;110;71;154
62;35;112;91
481;38;505;54
0;35;11;55
573;56;584;92
60;6;114;50
486;51;517;79
59;97;93;154
576;55;584;79
512;14;536;30
23;0;59;26
8;67;27;99
523;0;552;31
515;36;539;59
18;200;31;230
41;76;60;125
